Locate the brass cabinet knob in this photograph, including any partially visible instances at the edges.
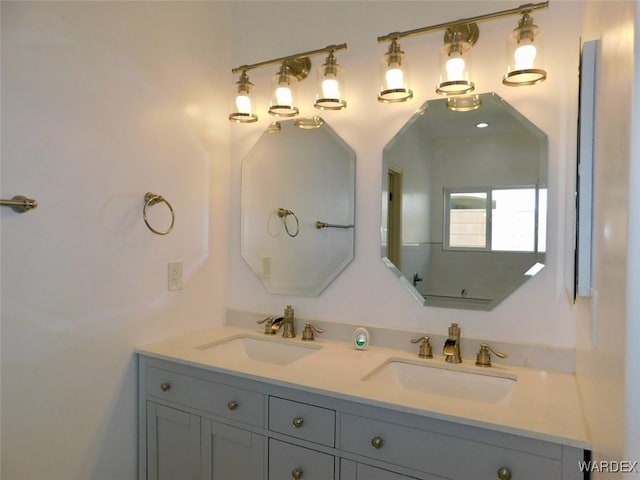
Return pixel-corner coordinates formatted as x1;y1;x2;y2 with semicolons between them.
292;417;304;428
371;436;384;449
497;467;512;480
160;382;171;392
227;400;239;411
291;468;303;479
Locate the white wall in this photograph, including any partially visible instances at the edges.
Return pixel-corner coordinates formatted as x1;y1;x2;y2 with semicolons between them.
575;1;639;476
228;1;584;347
1;2;231;478
6;1;636;478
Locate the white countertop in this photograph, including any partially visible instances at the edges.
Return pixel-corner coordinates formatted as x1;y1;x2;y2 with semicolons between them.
136;325;591;450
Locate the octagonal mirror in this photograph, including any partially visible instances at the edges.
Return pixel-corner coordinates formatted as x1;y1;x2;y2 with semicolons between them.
242;117;355;296
381;92;547;310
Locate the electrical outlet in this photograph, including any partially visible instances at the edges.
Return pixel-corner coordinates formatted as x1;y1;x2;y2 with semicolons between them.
168;262;183;291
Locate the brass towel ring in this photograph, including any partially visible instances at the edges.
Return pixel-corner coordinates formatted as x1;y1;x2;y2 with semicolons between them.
277;208;300;237
143;192;175;235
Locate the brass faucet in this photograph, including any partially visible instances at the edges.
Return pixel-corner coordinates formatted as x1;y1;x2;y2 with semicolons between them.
282;305;296;338
443;323;462;363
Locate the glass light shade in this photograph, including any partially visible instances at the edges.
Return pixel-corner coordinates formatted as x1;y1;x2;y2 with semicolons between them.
315;53;347;110
378;40;413;103
436;40;474;95
229;72;258;123
503;14;546;86
269;66;299;117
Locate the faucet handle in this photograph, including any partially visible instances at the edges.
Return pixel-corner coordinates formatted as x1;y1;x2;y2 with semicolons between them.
301;323;324;341
257;316;277;334
475;343;507;367
410;336;433;359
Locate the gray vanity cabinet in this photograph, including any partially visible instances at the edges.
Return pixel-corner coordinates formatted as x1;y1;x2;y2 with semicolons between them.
340;460;425;480
139;355;585;480
202;420;264;480
146;402;201;480
269;439;335;479
140;359;266;480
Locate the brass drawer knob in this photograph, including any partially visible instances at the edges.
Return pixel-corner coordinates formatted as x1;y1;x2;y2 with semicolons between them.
227;400;239;411
371;436;384;449
292;417;304;428
497;467;512;480
291;468;303;479
160;382;171;392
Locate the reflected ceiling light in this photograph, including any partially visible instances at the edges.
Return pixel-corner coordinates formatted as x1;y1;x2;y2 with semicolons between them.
436;24;478;96
315;51;347;110
476;122;489;128
447;94;482;112
230;44;347;124
378;39;413;103
376;1;548;103
525;262;545;276
229;71;258;123
503;12;547;86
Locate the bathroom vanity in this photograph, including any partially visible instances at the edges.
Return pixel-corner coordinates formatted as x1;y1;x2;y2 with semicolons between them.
137;325;589;480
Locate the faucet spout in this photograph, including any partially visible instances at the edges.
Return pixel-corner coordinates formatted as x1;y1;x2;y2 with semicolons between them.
269;317;284;333
282;305;296;338
443;323;462;363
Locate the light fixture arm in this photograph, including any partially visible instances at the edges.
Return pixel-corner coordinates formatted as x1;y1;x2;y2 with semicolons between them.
377;1;548;43
232;43;347;74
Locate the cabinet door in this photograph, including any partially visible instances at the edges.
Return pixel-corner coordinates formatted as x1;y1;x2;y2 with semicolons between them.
202;419;265;480
269;439;335;480
146;402;201;480
340;459;437;480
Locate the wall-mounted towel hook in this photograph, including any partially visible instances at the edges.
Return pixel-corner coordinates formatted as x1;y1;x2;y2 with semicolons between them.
1;195;38;213
143;192;175;235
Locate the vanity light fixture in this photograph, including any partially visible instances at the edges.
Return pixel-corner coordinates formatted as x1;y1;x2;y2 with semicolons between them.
269;61;303;117
376;1;549;102
229;71;258;123
378;39;413;103
230;44;347;124
447;94;482;112
315;52;347;110
436;24;478;95
503;12;546;86
294;116;325;129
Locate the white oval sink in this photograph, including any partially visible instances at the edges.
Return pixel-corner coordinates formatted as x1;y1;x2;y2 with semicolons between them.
196;335;322;366
362;358;516;405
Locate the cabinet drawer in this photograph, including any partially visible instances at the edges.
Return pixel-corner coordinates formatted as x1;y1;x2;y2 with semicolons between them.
269;439;335;480
269;396;335;447
340;413;560;480
146;366;264;427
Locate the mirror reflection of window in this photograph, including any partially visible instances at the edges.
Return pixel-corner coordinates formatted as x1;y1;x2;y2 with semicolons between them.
448;192;487;249
537;188;547;253
492;188;536;252
445;187;546;253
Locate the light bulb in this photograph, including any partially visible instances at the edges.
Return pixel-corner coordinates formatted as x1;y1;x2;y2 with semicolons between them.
514;43;537;70
445;56;466;81
275;86;293;106
385;67;404;89
321;77;340;99
235;95;251;114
